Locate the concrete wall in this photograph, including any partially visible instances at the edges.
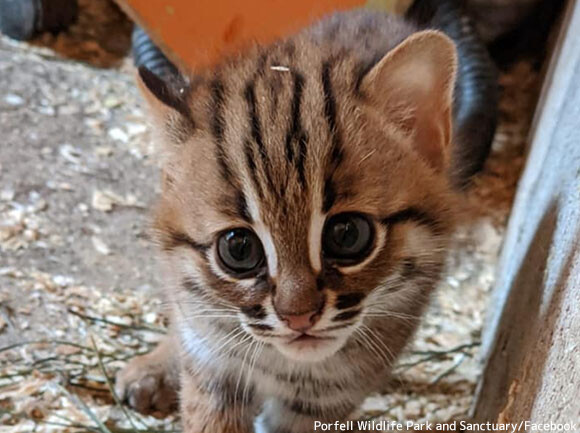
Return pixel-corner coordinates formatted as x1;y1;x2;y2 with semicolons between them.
473;0;580;425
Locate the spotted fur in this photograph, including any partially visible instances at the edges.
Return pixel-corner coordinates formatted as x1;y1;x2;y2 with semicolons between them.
119;10;463;433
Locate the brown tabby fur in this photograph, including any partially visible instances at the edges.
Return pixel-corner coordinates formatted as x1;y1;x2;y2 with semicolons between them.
116;10;461;433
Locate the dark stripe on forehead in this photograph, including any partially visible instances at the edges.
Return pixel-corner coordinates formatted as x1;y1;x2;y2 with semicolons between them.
322;60;344;165
284;71;308;188
323;178;336;213
284;73;304;163
209;78;236;188
245;78;278;197
210;78;226;142
265;62;284;113
245;80;267;161
381;207;442;233
236;191;252;223
210;78;251;222
296;131;308;187
323;178;355;213
321;60;345;213
244;138;263;199
322;61;337;133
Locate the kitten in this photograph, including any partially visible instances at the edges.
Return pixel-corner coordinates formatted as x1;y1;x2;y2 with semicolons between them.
116;9;474;433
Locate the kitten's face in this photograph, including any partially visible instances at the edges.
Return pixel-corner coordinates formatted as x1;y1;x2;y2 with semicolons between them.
147;31;458;363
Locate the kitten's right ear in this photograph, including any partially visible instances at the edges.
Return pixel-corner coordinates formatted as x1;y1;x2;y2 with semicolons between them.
360;30;457;172
137;66;191;118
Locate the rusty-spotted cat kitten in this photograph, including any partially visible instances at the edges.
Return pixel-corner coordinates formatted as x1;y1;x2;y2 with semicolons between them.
115;6;495;433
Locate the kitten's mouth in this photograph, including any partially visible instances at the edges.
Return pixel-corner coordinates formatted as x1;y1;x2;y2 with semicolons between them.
274;331;347;362
288;333;334;344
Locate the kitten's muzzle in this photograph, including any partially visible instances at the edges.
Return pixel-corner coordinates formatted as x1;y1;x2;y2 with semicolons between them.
278;311;320;333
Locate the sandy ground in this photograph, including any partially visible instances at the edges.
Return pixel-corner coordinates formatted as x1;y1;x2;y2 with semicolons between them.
0;1;542;431
0;43;163;342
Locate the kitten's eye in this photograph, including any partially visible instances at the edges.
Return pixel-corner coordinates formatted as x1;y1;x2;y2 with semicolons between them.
322;213;374;264
217;228;265;277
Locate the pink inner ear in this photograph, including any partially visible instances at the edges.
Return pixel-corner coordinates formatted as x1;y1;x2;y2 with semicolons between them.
360;30;458;172
414;97;453;172
415;109;447;170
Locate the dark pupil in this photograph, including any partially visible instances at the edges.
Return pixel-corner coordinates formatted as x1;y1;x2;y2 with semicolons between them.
218;229;264;276
322;213;373;262
228;233;252;261
332;221;359;248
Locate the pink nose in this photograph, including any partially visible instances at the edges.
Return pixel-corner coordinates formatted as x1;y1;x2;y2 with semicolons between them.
279;311;319;332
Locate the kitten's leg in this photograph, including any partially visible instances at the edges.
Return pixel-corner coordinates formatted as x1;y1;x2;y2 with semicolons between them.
257;398;357;433
180;369;257;433
115;334;180;414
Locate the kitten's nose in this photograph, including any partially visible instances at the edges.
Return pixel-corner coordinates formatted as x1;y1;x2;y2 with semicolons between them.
280;311;319;332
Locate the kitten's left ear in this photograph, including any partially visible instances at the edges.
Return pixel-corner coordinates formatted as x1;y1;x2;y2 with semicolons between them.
360;30;457;171
137;66;191;119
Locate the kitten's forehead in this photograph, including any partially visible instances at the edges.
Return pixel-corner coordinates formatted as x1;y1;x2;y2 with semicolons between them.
208;53;347;265
172;47;335;222
162;37;453;263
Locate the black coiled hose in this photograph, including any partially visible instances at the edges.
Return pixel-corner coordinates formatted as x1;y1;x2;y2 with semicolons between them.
0;0;78;41
407;0;499;188
132;26;179;79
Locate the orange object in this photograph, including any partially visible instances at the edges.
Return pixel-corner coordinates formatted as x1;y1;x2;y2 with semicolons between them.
114;0;368;71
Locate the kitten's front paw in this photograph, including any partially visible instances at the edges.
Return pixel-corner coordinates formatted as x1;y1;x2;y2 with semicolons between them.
115;346;178;414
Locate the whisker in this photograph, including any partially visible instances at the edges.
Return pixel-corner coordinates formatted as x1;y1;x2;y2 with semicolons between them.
370;285;407;299
242;341;264;419
189;332;253;378
354;328;389;366
163;296;238;310
363;312;417;323
185;315;239;321
223;332;254;356
163;301;239;312
213;327;247;354
234;339;257;420
363;325;396;364
317;323;354;333
188;308;240;314
365;309;415;317
250;331;291;338
185;310;238;317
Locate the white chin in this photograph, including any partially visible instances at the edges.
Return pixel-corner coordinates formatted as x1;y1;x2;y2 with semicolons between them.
273;336;347;363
